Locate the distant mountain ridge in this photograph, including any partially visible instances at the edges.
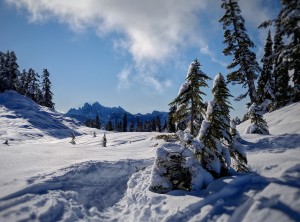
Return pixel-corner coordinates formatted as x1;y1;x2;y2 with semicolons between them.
66;102;168;125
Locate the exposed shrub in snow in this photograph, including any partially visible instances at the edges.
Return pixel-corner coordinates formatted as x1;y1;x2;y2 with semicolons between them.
149;142;213;193
245;103;269;135
154;134;178;142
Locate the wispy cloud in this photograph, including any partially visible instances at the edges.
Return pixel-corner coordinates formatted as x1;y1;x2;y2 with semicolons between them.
117;65;132;90
200;44;227;68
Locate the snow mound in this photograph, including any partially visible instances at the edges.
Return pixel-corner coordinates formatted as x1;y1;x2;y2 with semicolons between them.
0;91;81;142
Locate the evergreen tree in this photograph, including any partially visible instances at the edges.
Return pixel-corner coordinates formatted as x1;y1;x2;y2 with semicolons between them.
229;120;248;172
196;101;230;178
219;0;261;103
212;73;233;143
0;51;7;92
18;69;29;96
156;116;161;132
162;120;167;132
195;73;233;178
129;121;135;132
7;51;19;91
122;113;127;132
278;0;300;102
273;24;290;108
0;51;19;92
257;30;275;110
27;68;41;103
169;59;210;136
151;120;155;132
95;115;100;129
41;69;55;108
260;0;299;103
106;120;113;131
136;118;143;132
167;105;176;132
245;103;269;135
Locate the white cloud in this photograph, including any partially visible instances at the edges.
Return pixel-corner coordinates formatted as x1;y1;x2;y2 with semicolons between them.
7;0;209;63
6;0;277;92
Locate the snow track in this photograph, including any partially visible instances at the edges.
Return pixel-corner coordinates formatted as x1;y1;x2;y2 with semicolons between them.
0;159;153;222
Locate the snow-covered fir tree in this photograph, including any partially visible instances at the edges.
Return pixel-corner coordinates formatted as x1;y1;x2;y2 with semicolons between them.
169;59;210;136
229;120;248;172
0;51;6;92
245;103;269;135
27;68;41;103
257;30;275;111
18;69;29;96
0;50;20;92
197;101;230;178
196;74;233;178
7;51;19;92
212;73;233;143
41;69;55;109
273;23;290;108
278;0;300;102
219;0;261;103
260;0;299;104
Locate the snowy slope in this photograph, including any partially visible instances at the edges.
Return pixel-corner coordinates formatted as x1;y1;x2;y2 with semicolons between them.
0;91;82;143
0;93;300;222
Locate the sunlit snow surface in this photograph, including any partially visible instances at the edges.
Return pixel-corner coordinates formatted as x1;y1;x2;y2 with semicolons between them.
0;91;300;222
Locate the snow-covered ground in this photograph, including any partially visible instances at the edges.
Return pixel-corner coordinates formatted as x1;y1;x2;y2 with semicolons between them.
0;91;300;222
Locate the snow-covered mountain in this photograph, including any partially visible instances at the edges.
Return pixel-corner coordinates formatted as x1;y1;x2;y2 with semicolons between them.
0;92;300;222
66;101;168;125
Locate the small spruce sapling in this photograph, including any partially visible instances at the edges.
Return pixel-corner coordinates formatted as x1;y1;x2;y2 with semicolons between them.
102;134;107;147
70;133;76;144
245;103;269;135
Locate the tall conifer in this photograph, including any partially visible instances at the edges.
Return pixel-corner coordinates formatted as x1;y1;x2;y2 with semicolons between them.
257;30;275;109
219;0;261;103
41;69;55;108
169;59;210;136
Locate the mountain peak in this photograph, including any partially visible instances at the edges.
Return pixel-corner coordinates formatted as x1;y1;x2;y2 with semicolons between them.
66;102;168;124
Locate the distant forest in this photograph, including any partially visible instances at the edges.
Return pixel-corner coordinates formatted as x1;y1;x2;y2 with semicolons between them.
0;50;55;109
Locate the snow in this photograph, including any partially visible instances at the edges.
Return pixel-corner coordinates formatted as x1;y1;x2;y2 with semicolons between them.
178;81;189;95
213;73;221;89
1;92;300;221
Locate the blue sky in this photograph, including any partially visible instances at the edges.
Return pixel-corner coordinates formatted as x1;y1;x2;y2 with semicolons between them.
0;0;280;117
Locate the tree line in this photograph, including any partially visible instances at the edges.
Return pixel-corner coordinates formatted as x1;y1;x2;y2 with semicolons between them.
0;50;55;109
85;112;167;132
